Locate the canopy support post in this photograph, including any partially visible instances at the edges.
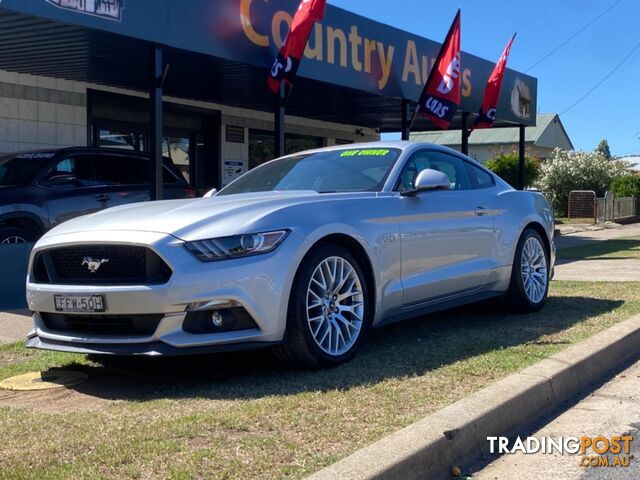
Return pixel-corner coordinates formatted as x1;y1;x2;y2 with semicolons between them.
274;83;286;158
150;44;164;201
461;112;470;155
518;124;526;190
401;99;411;141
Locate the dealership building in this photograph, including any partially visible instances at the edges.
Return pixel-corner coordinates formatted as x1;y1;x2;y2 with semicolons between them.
0;0;538;194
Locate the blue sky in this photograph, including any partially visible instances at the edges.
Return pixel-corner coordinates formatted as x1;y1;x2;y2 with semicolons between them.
330;0;640;157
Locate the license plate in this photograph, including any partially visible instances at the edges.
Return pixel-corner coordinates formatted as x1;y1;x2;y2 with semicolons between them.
54;295;105;313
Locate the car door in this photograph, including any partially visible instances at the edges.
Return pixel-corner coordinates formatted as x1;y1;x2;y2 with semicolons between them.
41;155;110;227
396;150;497;306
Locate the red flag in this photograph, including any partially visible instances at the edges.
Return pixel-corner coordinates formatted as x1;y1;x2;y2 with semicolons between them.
473;33;517;130
267;0;326;95
417;10;462;130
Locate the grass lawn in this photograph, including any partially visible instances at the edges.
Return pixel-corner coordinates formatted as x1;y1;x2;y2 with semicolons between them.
1;281;640;479
557;237;640;260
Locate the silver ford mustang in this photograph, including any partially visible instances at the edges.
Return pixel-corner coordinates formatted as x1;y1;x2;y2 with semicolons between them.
25;142;555;368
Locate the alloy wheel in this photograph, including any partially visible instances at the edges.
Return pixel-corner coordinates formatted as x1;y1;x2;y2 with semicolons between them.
1;236;27;245
306;256;364;356
521;237;548;304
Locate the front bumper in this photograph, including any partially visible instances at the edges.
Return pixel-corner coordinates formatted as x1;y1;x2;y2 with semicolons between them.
25;332;282;356
25;229;308;355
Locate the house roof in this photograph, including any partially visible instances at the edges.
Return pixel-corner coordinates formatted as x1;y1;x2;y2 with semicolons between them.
621;156;640;171
411;114;574;149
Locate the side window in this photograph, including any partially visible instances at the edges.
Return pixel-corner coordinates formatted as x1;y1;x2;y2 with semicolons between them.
396;151;472;191
162;164;181;185
43;156;94;188
92;155;147;186
467;162;495;189
427;152;472;190
397;152;432;192
136;157;185;186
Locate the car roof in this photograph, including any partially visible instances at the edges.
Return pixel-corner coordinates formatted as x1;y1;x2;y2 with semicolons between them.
2;147;173;162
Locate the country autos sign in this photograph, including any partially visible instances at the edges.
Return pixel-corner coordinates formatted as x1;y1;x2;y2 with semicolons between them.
45;0;124;22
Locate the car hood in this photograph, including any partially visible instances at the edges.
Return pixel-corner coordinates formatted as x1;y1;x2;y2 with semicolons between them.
44;191;374;241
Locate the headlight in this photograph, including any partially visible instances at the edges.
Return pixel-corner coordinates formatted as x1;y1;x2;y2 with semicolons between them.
184;230;289;262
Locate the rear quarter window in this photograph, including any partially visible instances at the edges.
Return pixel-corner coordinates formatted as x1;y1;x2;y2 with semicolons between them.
467;163;495;189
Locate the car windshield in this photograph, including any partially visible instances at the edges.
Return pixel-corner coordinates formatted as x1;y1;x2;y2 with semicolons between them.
0;152;55;186
218;148;401;196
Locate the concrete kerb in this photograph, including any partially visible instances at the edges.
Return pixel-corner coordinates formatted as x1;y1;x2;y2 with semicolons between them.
308;314;640;480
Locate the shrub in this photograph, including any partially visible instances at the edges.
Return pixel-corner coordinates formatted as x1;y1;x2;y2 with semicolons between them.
610;175;640;198
485;153;540;189
536;149;630;215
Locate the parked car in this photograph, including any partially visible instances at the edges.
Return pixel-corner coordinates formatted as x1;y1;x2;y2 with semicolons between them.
25;142;555;368
0;147;195;244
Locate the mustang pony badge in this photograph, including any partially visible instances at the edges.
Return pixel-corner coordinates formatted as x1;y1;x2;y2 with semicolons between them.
82;257;109;273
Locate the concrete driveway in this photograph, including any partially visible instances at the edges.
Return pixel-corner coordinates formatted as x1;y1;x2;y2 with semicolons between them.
0;310;31;345
554;258;640;282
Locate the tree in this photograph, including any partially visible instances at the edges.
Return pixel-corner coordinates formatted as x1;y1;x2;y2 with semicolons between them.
595;139;612;160
485;153;540;189
536;149;630;215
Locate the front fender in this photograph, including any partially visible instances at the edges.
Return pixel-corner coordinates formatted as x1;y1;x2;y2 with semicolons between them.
0;207;48;231
295;221;402;326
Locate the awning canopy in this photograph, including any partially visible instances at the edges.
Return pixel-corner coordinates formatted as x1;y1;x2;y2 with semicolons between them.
0;0;538;132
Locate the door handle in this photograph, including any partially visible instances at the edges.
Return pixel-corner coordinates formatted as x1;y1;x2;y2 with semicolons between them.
96;194;110;203
474;206;488;216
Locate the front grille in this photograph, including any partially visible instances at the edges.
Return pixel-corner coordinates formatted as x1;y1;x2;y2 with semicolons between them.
32;245;172;285
41;313;163;336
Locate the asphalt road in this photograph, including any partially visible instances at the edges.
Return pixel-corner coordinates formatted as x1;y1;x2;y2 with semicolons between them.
473;359;640;480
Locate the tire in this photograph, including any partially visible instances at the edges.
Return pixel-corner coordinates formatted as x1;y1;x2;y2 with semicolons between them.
273;244;372;369
0;226;34;245
505;228;550;313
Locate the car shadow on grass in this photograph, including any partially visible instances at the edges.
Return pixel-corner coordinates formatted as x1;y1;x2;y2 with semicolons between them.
59;295;624;403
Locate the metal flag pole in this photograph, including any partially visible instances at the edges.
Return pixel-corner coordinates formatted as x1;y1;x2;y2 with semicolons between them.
407;103;420;134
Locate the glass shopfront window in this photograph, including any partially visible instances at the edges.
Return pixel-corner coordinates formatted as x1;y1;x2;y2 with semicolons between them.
99;129;144;151
163;136;192;183
249;130;324;170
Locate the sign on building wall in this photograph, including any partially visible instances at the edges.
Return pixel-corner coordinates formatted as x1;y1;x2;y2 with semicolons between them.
225;125;246;144
45;0;124;22
223;160;246;187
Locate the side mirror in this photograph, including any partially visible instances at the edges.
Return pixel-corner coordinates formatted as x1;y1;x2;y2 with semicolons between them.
402;169;450;196
46;174;78;186
203;188;218;198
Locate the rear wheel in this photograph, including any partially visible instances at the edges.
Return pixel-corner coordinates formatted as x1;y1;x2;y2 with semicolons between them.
274;245;371;369
505;228;549;312
0;226;34;245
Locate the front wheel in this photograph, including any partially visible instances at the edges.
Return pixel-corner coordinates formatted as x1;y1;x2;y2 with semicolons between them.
505;228;550;313
273;245;371;369
0;226;34;245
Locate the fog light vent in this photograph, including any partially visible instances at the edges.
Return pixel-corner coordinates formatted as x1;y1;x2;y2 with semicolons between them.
183;307;258;334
